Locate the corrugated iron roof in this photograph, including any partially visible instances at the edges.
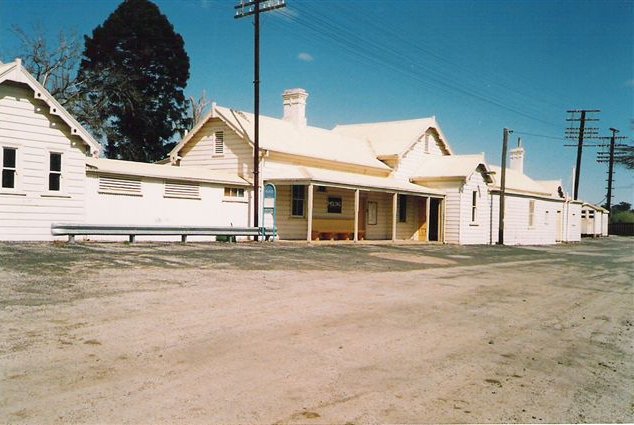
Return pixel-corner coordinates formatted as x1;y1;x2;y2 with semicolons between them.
86;157;250;186
333;117;453;157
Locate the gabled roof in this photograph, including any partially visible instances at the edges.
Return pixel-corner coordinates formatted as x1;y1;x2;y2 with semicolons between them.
0;59;100;156
409;154;493;183
170;105;391;171
536;180;566;199
86;157;249;186
263;162;444;197
489;165;556;198
332;117;453;157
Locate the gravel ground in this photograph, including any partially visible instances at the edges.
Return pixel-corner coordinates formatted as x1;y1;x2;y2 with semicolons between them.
0;237;632;423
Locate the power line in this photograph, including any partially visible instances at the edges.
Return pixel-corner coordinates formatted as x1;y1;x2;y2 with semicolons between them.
513;131;567;141
269;4;562;128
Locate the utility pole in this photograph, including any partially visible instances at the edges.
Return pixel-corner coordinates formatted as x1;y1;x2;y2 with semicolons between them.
235;0;286;237
565;109;600;200
498;127;511;245
596;128;628;211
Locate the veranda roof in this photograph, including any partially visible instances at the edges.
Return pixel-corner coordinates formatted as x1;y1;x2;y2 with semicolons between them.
263;163;444;197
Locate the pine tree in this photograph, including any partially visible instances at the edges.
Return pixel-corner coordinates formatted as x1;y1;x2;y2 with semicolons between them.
77;0;190;162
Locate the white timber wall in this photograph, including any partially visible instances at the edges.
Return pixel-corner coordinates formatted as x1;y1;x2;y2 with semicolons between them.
564;202;581;242
179;119;253;179
0;83;88;241
392;132;445;182
417;181;460;244
458;173;491;245
84;173;250;241
490;194;560;245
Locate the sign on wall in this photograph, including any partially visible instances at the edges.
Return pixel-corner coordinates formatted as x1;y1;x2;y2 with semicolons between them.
262;183;277;238
328;197;342;214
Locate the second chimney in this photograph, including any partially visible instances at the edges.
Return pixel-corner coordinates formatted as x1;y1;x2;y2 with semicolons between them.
282;88;308;127
509;138;525;174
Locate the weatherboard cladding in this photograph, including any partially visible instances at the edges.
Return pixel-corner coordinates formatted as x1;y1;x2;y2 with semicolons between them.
179;119;253;180
0;82;88;241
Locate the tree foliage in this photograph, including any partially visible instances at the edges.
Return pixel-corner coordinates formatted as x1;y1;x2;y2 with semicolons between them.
77;0;190;162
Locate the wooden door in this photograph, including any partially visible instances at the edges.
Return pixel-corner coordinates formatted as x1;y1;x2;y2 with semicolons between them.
358;196;367;239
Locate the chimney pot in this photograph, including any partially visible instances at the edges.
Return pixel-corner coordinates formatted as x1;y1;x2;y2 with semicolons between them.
509;145;525;174
282;88;308;126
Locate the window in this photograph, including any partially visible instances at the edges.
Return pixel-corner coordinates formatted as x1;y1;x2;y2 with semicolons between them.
48;153;62;191
214;131;224;155
528;200;535;227
424;135;430;153
398;194;407;222
224;187;245;198
471;190;478;222
291;185;305;217
368;201;378;225
327;197;342;214
1;147;17;189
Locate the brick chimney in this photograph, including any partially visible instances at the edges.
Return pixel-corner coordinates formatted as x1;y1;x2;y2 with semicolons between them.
509;138;525;174
282;88;308;126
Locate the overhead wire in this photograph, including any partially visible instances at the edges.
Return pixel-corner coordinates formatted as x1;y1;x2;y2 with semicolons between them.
329;1;569;113
268;2;563;128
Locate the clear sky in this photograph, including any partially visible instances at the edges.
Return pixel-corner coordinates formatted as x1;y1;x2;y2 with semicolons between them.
1;0;632;205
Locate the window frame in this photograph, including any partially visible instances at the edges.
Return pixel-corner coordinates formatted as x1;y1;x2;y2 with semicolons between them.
291;185;306;217
223;186;245;198
48;152;62;192
368;201;378;225
471;190;478;223
213;131;224;156
1;146;18;190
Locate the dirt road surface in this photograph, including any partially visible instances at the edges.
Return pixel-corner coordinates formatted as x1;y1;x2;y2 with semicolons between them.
1;238;632;423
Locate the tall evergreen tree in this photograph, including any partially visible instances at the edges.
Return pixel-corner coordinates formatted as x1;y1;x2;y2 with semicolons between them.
77;0;190;162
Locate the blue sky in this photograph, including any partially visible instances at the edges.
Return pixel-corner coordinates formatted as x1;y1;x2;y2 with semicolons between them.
1;0;632;205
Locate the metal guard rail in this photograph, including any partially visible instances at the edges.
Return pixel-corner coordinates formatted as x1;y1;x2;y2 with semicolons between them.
51;223;276;243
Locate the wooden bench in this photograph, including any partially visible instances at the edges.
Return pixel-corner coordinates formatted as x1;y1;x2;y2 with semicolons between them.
51;224;276;243
310;218;365;241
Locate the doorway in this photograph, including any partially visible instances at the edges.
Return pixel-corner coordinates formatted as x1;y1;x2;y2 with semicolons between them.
429;198;441;242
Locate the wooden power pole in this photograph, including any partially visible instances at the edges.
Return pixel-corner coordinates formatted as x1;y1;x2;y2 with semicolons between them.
597;128;629;211
235;0;286;236
565;109;600;200
498;128;510;245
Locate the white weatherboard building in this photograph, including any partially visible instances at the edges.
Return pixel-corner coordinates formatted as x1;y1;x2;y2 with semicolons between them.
0;60;250;241
1;60;598;244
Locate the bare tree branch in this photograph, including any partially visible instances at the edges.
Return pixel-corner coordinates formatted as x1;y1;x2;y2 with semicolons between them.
188;90;212;130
